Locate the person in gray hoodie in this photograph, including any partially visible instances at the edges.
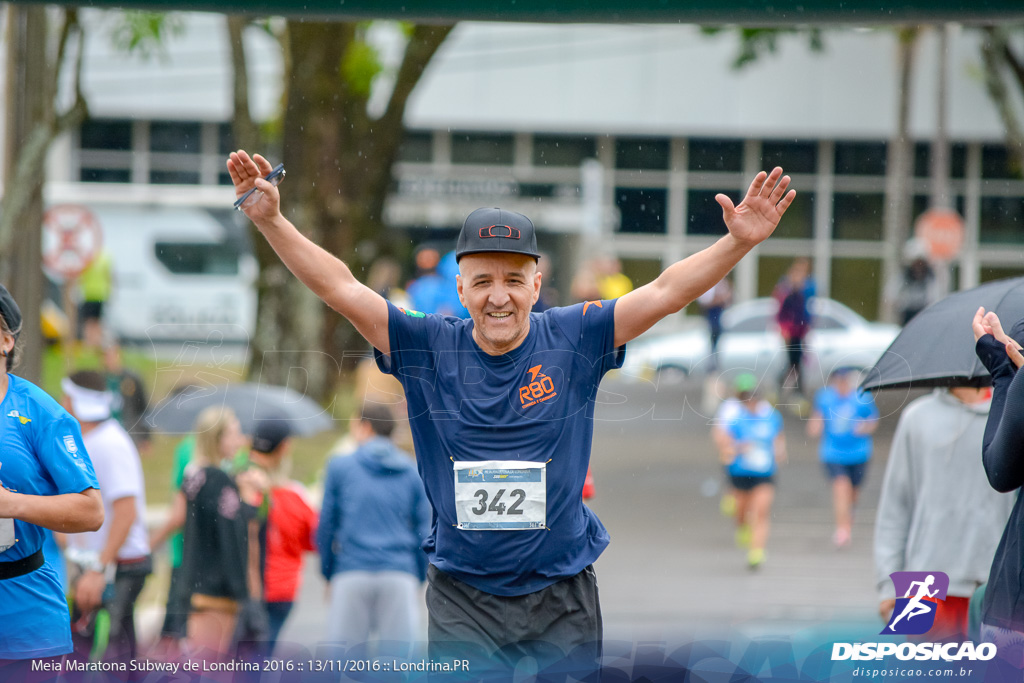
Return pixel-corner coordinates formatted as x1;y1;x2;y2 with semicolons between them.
874;387;1015;641
317;403;432;650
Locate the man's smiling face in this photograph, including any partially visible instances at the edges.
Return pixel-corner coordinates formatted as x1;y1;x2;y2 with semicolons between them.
457;252;541;356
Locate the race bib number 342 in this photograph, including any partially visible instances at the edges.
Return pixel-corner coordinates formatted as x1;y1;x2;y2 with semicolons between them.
453;460;546;531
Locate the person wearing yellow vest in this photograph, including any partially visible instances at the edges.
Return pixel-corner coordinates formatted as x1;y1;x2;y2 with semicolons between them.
78;250;113;348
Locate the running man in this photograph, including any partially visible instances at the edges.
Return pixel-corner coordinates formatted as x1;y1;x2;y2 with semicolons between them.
226;150;795;675
888;575;940;631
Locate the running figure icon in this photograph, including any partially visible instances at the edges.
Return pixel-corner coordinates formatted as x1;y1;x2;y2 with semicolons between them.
887;574;939;632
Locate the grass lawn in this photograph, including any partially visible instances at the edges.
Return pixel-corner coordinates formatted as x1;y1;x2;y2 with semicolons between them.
38;342;360;506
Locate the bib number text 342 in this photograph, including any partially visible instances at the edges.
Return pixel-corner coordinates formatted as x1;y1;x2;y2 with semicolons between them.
453;460;546;531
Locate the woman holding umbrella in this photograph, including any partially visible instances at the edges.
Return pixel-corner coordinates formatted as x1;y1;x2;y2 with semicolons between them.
0;284;104;668
972;306;1024;664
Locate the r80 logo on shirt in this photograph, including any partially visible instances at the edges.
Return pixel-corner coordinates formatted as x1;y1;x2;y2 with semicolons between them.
519;365;558;409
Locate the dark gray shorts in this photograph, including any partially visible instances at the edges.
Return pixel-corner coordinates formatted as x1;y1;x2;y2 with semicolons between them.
426;564;602;679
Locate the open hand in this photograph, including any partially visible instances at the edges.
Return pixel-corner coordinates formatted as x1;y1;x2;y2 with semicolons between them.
973;306;1024;368
226;150;282;225
716;167;796;249
236;467;270;507
75;570;106;613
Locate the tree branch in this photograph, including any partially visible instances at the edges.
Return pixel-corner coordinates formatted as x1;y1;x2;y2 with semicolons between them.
981;26;1024;174
1000;33;1024;107
227;15;259;151
366;24;452;205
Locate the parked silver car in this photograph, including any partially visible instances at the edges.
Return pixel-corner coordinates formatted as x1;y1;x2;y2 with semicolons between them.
621;297;901;391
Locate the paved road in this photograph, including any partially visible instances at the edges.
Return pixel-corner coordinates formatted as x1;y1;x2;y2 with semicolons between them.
272;376;926;653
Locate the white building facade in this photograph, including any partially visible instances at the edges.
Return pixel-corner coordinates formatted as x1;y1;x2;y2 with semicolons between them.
6;14;1024;321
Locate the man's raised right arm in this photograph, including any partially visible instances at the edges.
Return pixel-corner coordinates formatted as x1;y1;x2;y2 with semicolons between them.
227;150;390;355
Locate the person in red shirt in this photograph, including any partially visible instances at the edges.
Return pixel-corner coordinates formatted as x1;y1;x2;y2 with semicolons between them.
247;418;318;651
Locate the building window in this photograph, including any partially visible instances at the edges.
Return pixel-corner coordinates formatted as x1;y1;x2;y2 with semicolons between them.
533;134;596;167
832;193;884;240
80;168;131;183
80;119;133;151
616;187;667;234
756;256;795;298
772;192;815;239
688;138;743;173
150;170;202;185
517;183;562;198
451;132;515;165
398;131;433;163
761;140;817;174
911;195;966;222
981;265;1024;282
834;141;887;175
830;258;883;321
150;121;203;153
620;258;662;289
218;123;235;155
980;196;1024;244
687;189;731;236
615;137;670;170
981;144;1023;180
914;142;967;179
155;241;241;275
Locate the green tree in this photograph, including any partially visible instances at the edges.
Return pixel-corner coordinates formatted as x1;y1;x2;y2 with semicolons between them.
700;26;824;69
225;19;452;399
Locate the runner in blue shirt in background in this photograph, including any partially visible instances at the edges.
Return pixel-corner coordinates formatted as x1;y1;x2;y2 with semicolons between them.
721;373;786;570
227;149;795;676
807;367;879;549
0;285;103;672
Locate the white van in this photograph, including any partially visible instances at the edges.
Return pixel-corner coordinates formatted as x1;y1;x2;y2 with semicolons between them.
60;204;258;345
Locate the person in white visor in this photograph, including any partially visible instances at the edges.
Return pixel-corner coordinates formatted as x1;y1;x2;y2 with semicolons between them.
61;371;150;664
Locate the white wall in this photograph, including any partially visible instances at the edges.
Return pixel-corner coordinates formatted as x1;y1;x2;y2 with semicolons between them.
63;14;1016;142
407;23;1010;140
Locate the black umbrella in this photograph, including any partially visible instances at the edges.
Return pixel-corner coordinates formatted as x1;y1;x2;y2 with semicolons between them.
146;382;334;436
861;276;1024;391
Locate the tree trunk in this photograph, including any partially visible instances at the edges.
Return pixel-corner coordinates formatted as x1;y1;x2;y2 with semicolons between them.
3;8;54;382
247;21;451;401
2;7;86;383
880;27;918;324
224;14;290;390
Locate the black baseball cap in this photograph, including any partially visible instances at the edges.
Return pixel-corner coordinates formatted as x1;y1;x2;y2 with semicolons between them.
0;284;22;338
251;417;292;454
455;208;541;262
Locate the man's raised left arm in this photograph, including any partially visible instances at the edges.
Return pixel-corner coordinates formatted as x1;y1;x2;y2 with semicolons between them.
613;167;795;347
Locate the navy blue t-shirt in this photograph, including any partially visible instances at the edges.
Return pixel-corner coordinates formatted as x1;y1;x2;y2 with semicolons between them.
375;300;624;596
